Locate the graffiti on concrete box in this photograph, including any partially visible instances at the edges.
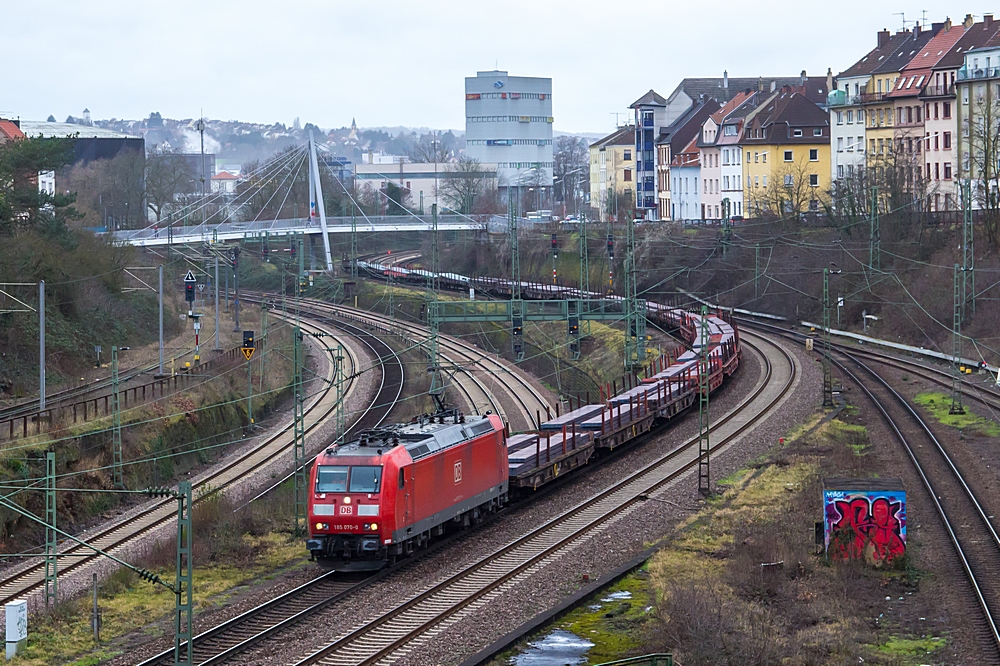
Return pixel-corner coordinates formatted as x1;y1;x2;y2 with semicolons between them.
823;486;906;565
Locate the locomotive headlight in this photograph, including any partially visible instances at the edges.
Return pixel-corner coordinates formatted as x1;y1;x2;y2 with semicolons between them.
343;497;351;504
314;523;323;531
371;523;378;531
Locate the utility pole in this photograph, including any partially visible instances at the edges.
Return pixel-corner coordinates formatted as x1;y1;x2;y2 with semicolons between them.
579;217;589;294
111;346;124;490
623;216;646;369
39;280;45;411
293;326;306;536
213;255;221;351
158;266;164;375
44;451;57;608
697;306;711;497
509;196;524;361
950;263;965;415
351;203;358;281
822;268;834;408
259;301;268;392
232;246;241;331
606;225;614;294
196;118;207;230
721;198;731;257
428;204;444;397
334;344;346;438
869;184;880;273
174;481;193;666
962;178;975;318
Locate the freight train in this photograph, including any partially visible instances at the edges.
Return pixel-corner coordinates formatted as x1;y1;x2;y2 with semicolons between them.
306;276;740;568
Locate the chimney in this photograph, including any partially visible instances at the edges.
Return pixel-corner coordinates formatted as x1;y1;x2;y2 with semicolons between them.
800;69;807;85
826;67;833;93
757;76;764;92
964;13;975;29
985;14;994;28
878;29;891;47
723;70;729;89
770;80;776;92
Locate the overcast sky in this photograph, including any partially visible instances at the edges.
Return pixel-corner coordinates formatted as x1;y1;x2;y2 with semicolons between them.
0;1;981;135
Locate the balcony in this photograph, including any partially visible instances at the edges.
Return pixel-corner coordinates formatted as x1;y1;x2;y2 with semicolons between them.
827;90;861;107
858;92;888;104
642;118;654;127
921;82;955;98
957;66;1000;81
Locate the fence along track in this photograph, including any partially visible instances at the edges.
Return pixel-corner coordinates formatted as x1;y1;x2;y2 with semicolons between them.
832;350;1000;657
0;314;359;608
292;332;794;666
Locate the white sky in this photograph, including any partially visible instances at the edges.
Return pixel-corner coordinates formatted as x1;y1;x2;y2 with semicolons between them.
0;1;982;135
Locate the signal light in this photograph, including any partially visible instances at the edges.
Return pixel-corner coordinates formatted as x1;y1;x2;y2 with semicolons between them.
185;283;195;303
243;331;255;348
607;234;614;259
568;316;579;335
512;316;523;337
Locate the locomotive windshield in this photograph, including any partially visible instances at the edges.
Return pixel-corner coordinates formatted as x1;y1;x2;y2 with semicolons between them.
315;465;382;493
349;466;383;493
316;466;348;492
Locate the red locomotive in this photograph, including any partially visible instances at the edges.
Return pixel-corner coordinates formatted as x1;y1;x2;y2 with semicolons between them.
306;410;507;568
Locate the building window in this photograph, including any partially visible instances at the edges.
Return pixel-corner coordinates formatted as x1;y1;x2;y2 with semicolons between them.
878;138;884;154
723;125;737;136
814;128;823;136
943;132;952;149
943;102;951;118
837;164;845;178
755;175;759;187
809;149;819;161
762;152;767;163
793;129;803;137
847;110;854;123
836;111;843;125
624;169;632;182
934;163;940;179
784;174;794;187
944;162;952;179
809;174;819;187
870;139;876;154
747;151;752;163
784;150;793;162
754;151;759;163
963;87;970;104
763;175;767;187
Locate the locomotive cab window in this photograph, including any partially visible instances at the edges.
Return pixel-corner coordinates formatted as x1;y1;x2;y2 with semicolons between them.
316;466;349;492
349;466;383;493
399;469;405;488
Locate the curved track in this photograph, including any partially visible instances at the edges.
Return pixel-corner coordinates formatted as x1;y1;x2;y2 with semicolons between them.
283;331;794;666
0;313;374;609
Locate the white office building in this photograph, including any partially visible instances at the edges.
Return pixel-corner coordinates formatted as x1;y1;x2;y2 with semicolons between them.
465;70;554;203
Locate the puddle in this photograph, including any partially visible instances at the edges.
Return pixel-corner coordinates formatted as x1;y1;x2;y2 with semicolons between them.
513;629;595;665
601;591;632;602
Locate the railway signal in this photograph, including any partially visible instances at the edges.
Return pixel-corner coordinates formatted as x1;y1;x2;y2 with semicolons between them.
551;233;558;284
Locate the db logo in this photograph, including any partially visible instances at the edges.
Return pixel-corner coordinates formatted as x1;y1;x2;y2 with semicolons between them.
454;461;463;484
339;505;353;515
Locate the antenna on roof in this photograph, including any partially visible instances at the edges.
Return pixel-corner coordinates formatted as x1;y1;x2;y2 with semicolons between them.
610;112;624;128
893;11;910;30
921;9;928;29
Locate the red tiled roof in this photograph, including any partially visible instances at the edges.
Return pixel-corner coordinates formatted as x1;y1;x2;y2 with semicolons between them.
211;171;238;180
0;120;25;142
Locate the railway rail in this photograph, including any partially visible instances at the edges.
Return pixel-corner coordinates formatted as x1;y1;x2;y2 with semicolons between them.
270;330;794;666
0;312;374;609
830;349;1000;657
738;317;1000;656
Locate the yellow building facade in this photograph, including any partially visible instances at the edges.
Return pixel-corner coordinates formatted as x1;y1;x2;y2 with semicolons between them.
741;90;832;216
589;125;636;221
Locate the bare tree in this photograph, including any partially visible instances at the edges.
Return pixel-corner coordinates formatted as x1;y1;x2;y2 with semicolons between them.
441;157;495;214
406;136;451;164
747;158;824;221
968;94;1000;249
553;135;589;215
145;149;196;221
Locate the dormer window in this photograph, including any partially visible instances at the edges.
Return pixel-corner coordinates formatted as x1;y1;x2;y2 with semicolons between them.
793;129;803;137
723;125;737;136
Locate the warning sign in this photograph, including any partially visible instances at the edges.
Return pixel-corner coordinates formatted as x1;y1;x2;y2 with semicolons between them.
183;270;196;283
242;347;256;361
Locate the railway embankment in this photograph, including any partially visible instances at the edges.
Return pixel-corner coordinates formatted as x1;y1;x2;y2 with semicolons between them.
494;413;959;665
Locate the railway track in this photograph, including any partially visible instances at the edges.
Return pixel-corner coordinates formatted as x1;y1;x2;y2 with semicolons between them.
0;312;374;609
271;330;794;666
246;294;553;431
830;349;1000;657
135;295;554;665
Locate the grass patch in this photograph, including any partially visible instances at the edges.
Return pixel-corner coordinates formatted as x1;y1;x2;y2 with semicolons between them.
556;573;655;663
875;635;946;659
12;533;307;665
913;391;1000;436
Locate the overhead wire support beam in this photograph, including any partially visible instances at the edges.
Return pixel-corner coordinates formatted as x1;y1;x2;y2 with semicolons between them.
822;268;834;408
962;178;975;318
44;451;57;608
623;216;646;370
697;306;711;497
951;263;965;415
111;346;124;490
174;481;193;666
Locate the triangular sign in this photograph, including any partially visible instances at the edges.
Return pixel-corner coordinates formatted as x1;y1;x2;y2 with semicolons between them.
183;270;197;283
242;347;255;361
